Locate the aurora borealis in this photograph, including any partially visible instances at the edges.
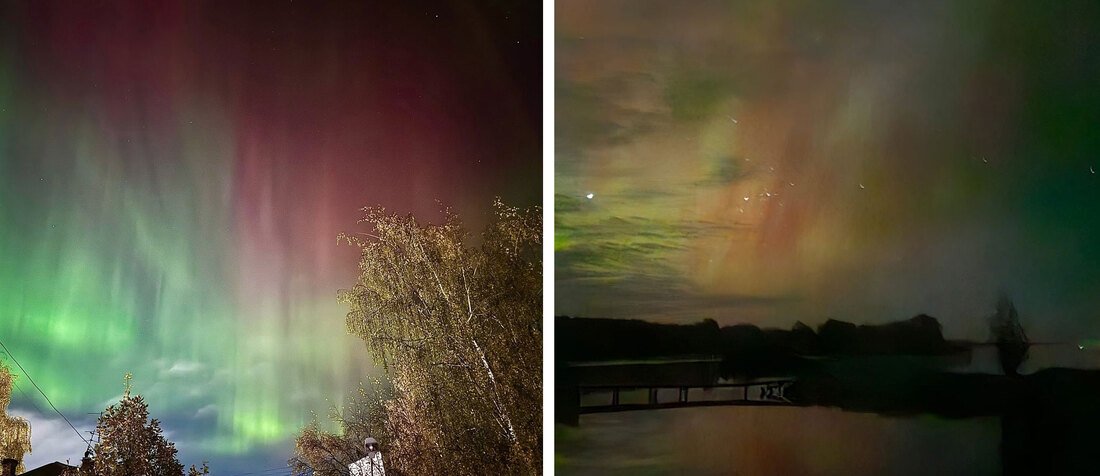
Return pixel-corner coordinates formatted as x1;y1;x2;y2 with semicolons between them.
0;1;539;472
556;0;1100;342
556;2;1100;473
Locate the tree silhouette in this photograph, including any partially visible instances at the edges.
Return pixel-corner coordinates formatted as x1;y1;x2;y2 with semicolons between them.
990;295;1030;376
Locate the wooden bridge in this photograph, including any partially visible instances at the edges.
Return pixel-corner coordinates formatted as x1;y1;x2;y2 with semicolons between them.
574;379;798;416
555;359;799;425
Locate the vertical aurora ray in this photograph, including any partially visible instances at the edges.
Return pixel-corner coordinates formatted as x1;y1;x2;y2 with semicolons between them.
0;0;540;470
557;2;1100;474
557;0;1100;341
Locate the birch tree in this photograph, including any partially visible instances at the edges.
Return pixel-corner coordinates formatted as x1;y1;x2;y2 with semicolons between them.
0;364;30;474
339;200;541;475
292;383;393;476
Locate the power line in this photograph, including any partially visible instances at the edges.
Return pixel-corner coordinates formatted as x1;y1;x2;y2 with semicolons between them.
10;379;48;416
0;338;90;446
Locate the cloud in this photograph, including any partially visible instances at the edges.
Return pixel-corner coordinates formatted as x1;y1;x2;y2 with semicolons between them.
165;361;204;376
8;403;296;473
8;408;94;469
193;404;218;420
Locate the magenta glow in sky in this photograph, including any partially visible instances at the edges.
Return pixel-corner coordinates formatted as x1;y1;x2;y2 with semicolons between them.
0;1;540;472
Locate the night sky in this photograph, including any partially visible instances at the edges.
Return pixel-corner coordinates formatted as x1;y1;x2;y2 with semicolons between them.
0;1;540;472
556;0;1100;343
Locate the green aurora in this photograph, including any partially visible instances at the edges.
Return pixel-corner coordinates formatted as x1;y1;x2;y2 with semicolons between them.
556;0;1100;341
1;1;541;472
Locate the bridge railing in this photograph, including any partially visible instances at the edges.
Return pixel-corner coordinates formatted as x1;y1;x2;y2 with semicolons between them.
576;379;797;414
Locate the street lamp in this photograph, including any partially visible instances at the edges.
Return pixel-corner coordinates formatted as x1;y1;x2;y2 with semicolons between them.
349;437;385;476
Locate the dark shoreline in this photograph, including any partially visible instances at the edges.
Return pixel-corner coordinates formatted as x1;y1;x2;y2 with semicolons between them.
557;315;1100;474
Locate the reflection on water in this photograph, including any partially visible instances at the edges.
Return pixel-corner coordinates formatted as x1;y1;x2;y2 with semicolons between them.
965;345;1100;375
559;345;1097;475
558;407;999;475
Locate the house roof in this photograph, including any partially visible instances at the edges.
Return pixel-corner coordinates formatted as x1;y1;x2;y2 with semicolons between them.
20;461;76;476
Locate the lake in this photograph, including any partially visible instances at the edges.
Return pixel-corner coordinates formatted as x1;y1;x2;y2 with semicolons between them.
557;345;1099;475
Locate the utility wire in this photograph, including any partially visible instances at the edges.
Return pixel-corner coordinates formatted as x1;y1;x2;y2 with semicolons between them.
0;338;90;446
10;379;48;417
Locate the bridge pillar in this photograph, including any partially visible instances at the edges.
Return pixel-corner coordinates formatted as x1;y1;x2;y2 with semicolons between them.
555;383;580;426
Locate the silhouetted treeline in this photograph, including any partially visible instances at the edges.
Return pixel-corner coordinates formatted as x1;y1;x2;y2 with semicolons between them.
556;317;723;361
816;314;957;355
557;314;963;377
